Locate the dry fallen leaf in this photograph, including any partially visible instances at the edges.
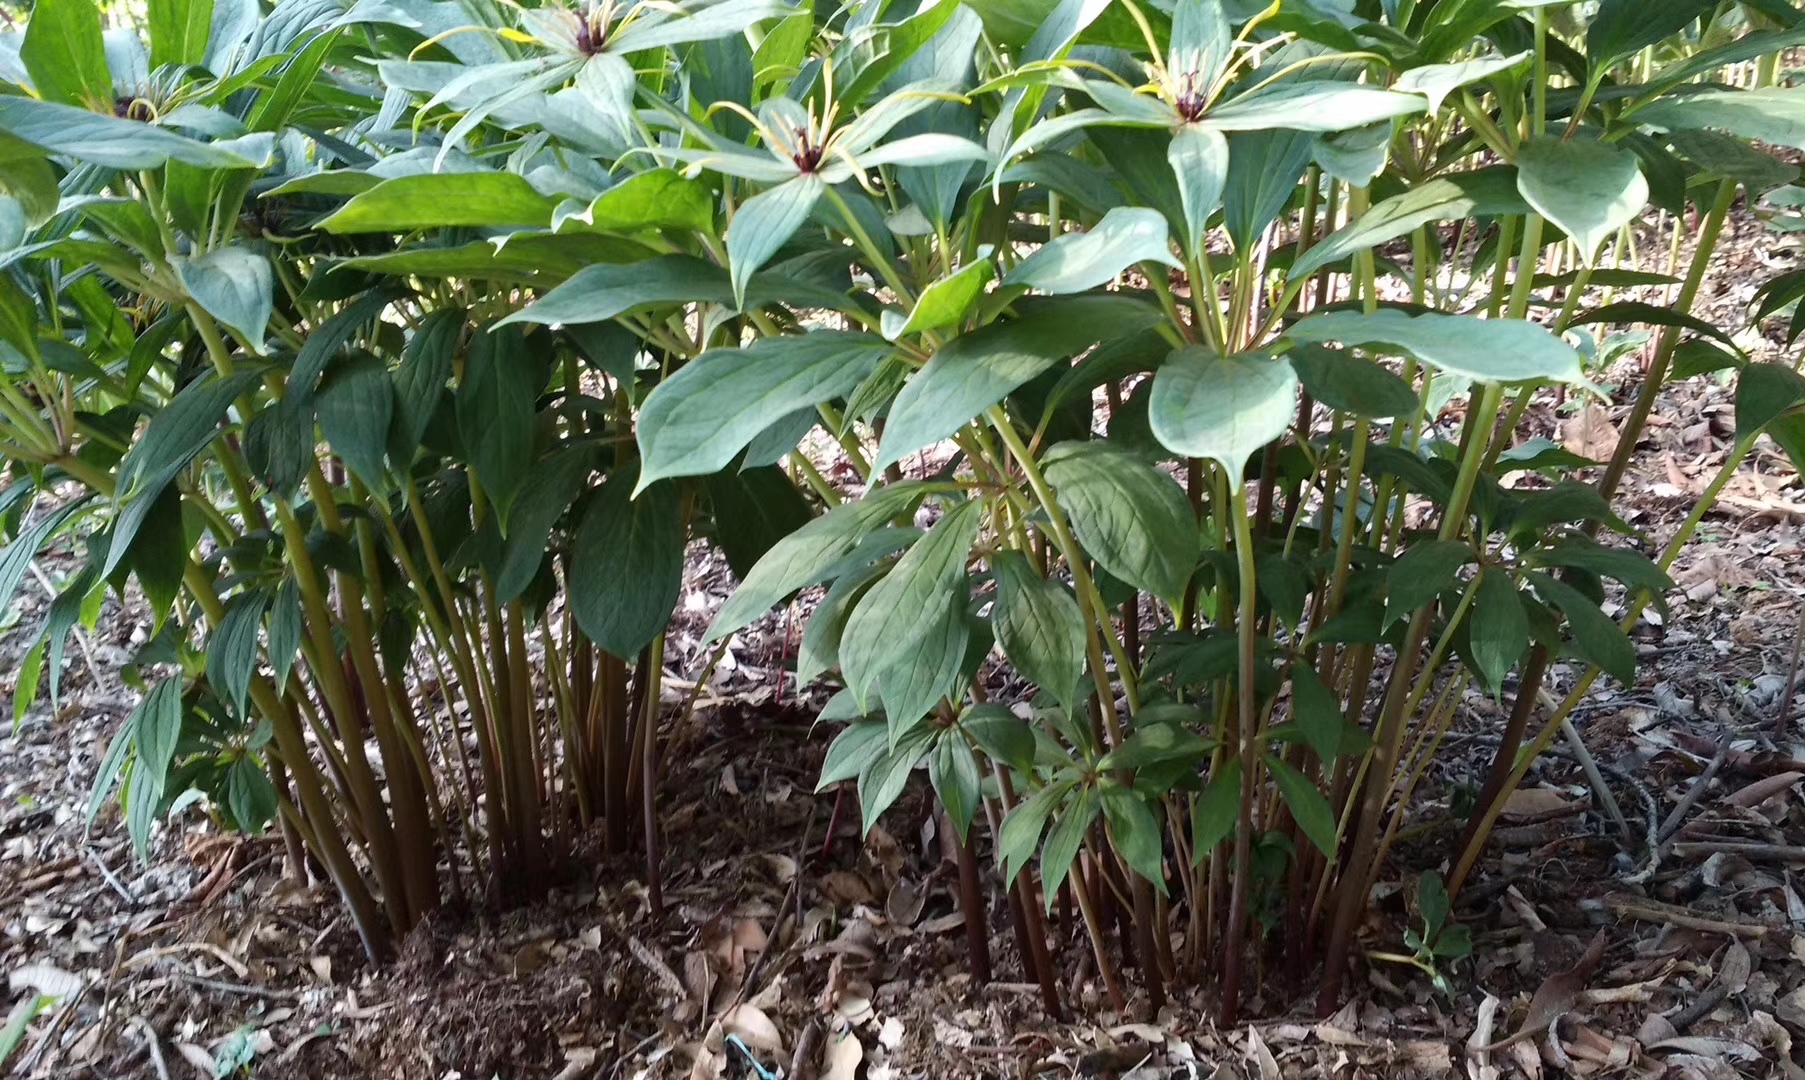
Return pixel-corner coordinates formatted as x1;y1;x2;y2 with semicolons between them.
820;1026;863;1080
722;1003;784;1055
8;963;84;999
1477;929;1607;1052
1244;1025;1280;1080
1563;404;1620;462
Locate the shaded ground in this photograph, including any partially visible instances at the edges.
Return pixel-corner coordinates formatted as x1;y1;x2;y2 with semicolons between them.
8;206;1805;1078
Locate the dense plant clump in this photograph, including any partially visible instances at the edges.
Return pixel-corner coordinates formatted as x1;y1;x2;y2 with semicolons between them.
4;0;1805;1022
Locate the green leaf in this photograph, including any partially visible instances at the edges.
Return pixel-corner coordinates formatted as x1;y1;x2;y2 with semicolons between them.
796;559;888;686
13;642;44;725
1468;569;1527;692
707;482;933;639
316;354;394;490
562;168;716;234
1293;167;1527;280
148;0;216;68
931;734;983;841
1569;301;1744;356
991;549;1086;713
1525;572;1636;684
457;325;540;523
0;133;59;227
0;97;261;169
637;332;893;487
127;678;185;857
873;293;1160;472
1042;441;1197;604
1150;347;1297;490
1418;869;1450;936
498;253;849;328
1223;128;1315;251
569;470;684;659
1666;129;1798;192
207;591;268;717
1101;783;1165;889
1099;717;1211;772
1515;135;1647;263
224;757;277;834
1530;535;1674;597
1266;754;1336;858
1384;540;1473;626
819;720;888;790
1190;758;1240;860
1290;668;1357;766
1312;122;1391;189
839;498;982;717
959;703;1036;774
20;0;113;107
1736;362;1805;440
1394;52;1528;113
496;446;596;602
1635;88;1805;151
1003;207;1181;294
881;251;995;341
1202;83;1424;133
389;310;461;464
174;247;273;354
0;499;93;625
1041;786;1100;908
127;487;188;632
1167;124;1230;258
1168;0;1231;88
999;779;1070;885
1286;309;1588;386
728;174;823;308
267;580;301;691
1288;345;1418;420
858;721;936;833
320;172;562;233
1588;0;1714;71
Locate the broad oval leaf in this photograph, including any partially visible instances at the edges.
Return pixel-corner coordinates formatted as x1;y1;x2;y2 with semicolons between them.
1516;135;1647;263
1002;207;1181;294
637;332;893;487
1292;167;1527;280
1042;442;1197;604
1635;87;1805;151
173;247;273;353
727;173;823;307
1288;345;1417;419
991;549;1085;712
1150;348;1297;490
873;294;1162;472
320;172;562;233
707;482;934;640
568;470;684;659
1285;309;1588;386
838;498;982;720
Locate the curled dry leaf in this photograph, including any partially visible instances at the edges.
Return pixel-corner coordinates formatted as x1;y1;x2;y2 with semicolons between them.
1243;1025;1280;1080
722;1003;785;1055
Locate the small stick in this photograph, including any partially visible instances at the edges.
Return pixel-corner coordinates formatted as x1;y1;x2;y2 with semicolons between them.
1778;598;1805;740
1561;717;1633;845
1671;840;1805;862
1597;893;1770;937
1656;739;1730;844
166;972;302;1001
130;1018;173;1080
